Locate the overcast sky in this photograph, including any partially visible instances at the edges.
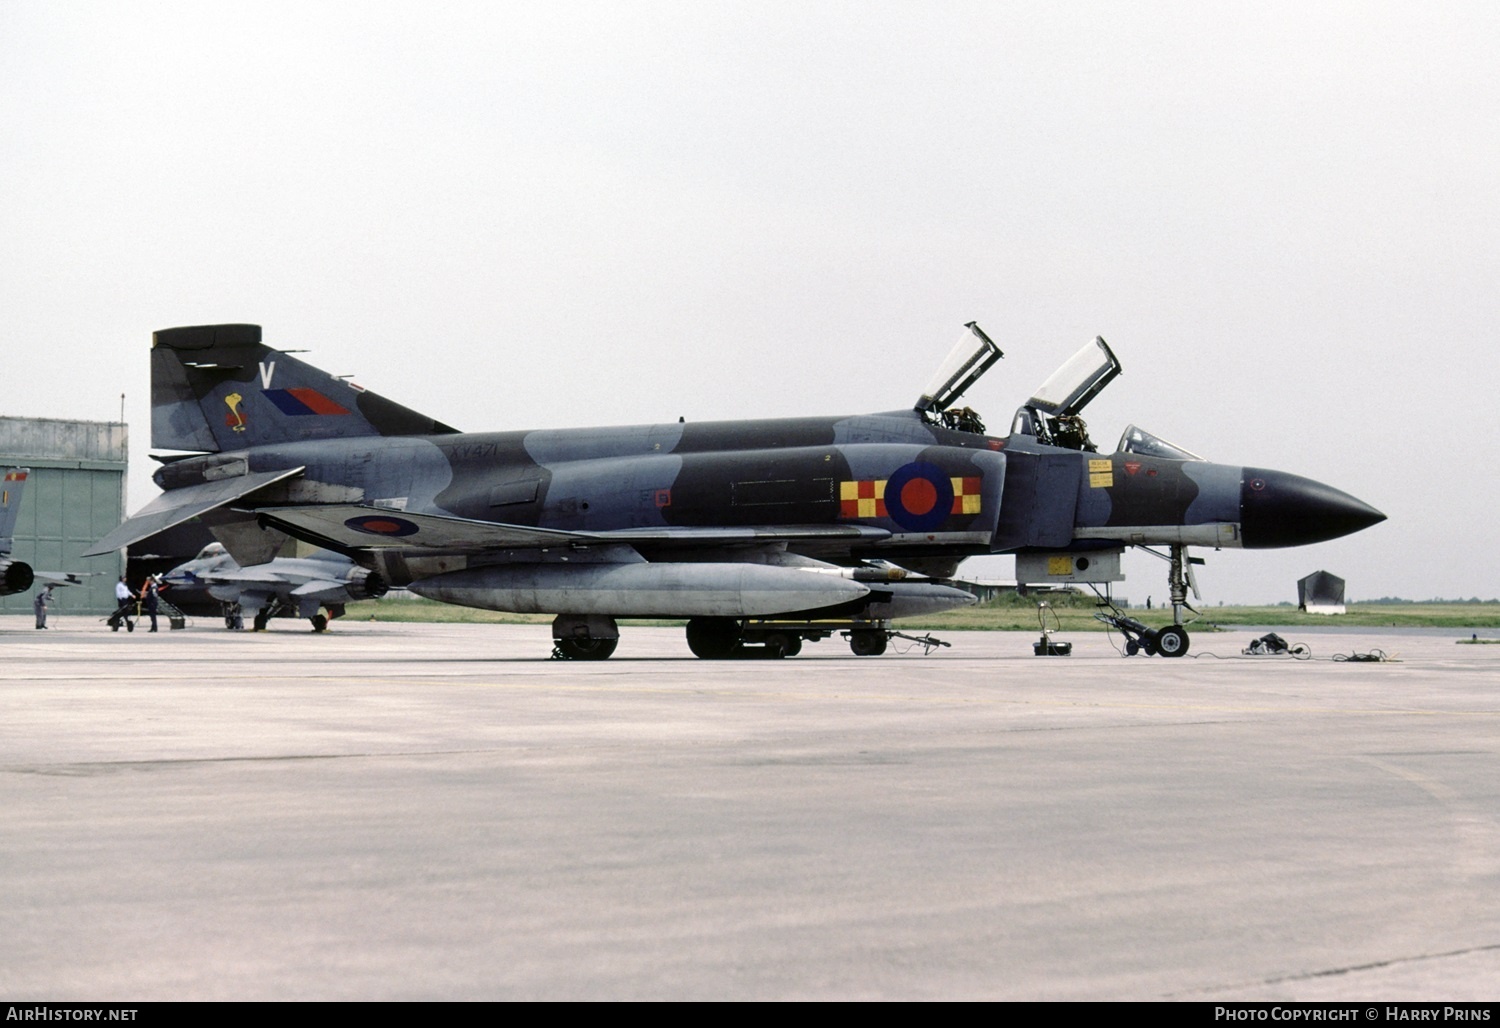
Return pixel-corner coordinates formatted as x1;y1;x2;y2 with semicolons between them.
3;1;1495;603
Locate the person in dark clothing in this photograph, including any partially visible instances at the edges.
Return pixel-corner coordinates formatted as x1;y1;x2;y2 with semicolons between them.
140;576;161;633
33;585;52;629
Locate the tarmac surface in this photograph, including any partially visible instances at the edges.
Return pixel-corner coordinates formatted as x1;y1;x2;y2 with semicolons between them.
2;613;1498;1000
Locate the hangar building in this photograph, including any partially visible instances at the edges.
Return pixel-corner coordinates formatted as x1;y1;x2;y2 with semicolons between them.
0;417;128;617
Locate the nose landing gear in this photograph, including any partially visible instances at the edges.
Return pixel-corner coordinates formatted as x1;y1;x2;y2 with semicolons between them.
1095;544;1202;657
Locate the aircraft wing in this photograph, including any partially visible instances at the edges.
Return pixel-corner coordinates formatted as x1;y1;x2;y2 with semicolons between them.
255;505;891;556
289;578;353;599
84;468;306;556
200;567;299;585
34;571;101;587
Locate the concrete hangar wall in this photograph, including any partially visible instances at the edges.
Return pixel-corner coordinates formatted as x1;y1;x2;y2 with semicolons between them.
0;417;128;617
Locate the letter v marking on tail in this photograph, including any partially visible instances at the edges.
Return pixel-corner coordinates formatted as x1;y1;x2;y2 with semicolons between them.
259;361;276;389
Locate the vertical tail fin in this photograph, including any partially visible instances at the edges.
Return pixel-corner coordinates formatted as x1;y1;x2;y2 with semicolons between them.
0;467;29;553
151;324;459;452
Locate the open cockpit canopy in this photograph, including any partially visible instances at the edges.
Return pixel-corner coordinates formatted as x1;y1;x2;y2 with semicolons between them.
914;322;1004;433
1011;336;1122;451
1027;336;1121;417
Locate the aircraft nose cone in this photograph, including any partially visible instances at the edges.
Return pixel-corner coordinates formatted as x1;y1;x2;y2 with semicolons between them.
1240;468;1386;549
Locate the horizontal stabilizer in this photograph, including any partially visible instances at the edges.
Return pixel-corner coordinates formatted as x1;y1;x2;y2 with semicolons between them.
289;579;347;598
84;467;306;556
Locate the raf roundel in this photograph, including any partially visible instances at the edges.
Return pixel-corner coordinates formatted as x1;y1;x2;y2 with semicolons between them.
883;461;957;533
345;514;420;537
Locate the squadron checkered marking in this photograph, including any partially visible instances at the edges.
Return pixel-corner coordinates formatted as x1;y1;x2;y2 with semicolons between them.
950;476;982;515
840;480;888;519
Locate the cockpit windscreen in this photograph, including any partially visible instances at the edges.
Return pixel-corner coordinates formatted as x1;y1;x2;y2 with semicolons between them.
1117;424;1206;462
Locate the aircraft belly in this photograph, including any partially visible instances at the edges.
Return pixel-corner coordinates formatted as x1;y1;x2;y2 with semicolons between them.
409;562;871;617
1070;523;1242;547
206;583;245;603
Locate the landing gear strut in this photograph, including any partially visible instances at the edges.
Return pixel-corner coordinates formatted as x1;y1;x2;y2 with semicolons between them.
1096;543;1203;657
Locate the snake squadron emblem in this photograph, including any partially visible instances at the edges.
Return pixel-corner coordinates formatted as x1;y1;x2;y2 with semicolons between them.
224;392;247;432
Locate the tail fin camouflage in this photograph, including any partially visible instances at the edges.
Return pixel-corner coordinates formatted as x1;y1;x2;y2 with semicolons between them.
0;468;35;594
152;324;458;452
0;467;29;553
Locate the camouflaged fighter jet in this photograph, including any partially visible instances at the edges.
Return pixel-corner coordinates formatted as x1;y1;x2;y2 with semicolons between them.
0;468;100;596
86;322;1385;658
161;542;388;632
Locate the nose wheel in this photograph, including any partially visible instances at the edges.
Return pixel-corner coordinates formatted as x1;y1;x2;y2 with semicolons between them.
1107;543;1202;657
1154;624;1189;658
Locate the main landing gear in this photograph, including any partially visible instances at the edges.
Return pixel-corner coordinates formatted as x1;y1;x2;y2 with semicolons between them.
551;614;621;660
554;636;619;660
241;598;340;633
550;614;947;660
687;617;898;659
684;618;944;658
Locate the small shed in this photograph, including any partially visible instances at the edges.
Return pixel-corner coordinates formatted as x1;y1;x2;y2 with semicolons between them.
1298;570;1347;615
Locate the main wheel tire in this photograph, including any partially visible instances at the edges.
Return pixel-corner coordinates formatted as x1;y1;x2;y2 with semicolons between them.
849;629;888;657
252;610;270;632
310;614;329;633
1155;625;1189;658
762;633;798;659
686;617;742;659
555;636;619;660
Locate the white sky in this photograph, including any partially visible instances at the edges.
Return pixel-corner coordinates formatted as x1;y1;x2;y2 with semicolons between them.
3;1;1495;603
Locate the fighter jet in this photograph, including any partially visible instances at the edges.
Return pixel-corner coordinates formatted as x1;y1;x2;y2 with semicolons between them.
161;541;387;631
0;467;101;596
87;322;1384;658
0;468;36;596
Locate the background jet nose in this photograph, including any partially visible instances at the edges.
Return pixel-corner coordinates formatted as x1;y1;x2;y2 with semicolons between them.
1240;468;1386;549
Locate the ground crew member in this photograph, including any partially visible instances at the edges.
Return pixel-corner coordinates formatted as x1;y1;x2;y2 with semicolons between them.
140;576;161;633
109;576;135;632
33;585;52;629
